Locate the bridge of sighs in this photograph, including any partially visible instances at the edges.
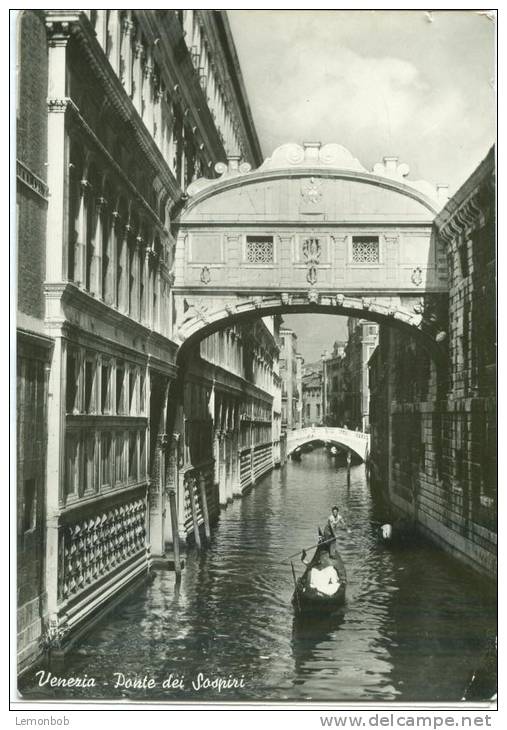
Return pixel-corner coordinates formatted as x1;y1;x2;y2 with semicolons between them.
172;141;449;356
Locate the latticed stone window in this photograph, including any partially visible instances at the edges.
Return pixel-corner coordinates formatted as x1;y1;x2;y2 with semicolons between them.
246;236;274;263
352;236;380;263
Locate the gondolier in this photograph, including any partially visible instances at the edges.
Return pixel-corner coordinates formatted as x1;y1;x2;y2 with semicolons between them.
324;506;351;550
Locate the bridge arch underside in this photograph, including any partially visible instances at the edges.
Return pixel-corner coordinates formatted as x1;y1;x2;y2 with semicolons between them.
287;438;366;462
174;296;447;369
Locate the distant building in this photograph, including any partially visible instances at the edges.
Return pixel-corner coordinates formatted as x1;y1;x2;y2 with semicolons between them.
279;327;301;430
296;354;304;428
323;341;347;426
302;365;323;426
346;319;379;430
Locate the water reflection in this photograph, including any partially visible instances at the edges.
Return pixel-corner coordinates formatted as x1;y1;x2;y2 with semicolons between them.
19;450;496;703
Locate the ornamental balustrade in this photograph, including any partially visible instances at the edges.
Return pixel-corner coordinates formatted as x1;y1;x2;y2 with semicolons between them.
58;497;147;602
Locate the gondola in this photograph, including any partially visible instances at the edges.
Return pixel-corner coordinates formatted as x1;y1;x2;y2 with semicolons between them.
291;536;347;616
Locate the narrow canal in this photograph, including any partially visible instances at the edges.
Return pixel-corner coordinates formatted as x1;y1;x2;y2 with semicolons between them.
21;450;496;703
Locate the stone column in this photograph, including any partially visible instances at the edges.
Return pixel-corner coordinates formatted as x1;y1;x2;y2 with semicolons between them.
89;196;105;298
142;49;154;132
150;432;167;558
116;222;129;312
132;37;143;115
143;245;151;326
120;13;134;96
154;86;163;148
109;210;121;308
45;336;66;619
231;428;241;497
131;235;142;320
95;10;107;51
102;198;115;305
214;429;226;506
154;266;162;333
45;21;71;284
107;10;121;75
73;179;89;288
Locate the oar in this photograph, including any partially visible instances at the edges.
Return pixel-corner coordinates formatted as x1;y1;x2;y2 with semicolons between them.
290;560;301;613
284;535;336;562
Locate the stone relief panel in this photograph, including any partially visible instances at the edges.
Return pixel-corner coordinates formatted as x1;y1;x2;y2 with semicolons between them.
187;233;224;263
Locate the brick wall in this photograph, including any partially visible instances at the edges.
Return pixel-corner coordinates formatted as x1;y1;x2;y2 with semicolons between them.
16;11;51;673
17;336;51;672
16;10;48;321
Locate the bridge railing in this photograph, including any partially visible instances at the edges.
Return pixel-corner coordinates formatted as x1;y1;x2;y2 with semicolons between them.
287;426;369;441
285;426;370;461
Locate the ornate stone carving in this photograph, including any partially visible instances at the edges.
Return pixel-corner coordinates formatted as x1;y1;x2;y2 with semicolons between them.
301;178;323;208
253;296;263;309
41;614;69;651
280;292;292;306
303;237;321;284
16;160;49;201
362;297;371;310
372;155;440;202
335;294;345;306
307;289;319;304
181;298;209;326
258;142;366;172
303;237;321;263
411;267;423;286
306;268;317;285
200;266;211;284
47;97;72;113
225;303;237;316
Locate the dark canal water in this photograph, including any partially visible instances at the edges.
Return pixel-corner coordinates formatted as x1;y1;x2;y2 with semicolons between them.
20;450;496;703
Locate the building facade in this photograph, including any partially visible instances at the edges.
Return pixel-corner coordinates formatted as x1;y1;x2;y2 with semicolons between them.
279;327;301;431
345;319;379;431
302;362;323;426
16;9;53;676
323;341;347;426
369;147;496;578
16;9;263;674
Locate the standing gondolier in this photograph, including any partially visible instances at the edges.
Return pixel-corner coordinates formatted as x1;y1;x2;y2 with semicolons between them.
324;506;351;554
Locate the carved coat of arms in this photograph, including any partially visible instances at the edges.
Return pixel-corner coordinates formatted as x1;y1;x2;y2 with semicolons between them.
300;177;324;213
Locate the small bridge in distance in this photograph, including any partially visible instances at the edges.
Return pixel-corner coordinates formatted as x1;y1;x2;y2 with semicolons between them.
286;426;370;463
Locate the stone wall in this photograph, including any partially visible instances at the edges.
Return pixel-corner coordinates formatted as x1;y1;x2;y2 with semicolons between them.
16;10;51;675
17;334;52;673
369;147;496;579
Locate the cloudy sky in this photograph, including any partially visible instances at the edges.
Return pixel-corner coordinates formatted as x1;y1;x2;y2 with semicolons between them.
227;9;496;360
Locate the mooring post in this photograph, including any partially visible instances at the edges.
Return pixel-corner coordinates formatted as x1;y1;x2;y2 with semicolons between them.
188;476;202;550
168;488;181;577
198;472;211;542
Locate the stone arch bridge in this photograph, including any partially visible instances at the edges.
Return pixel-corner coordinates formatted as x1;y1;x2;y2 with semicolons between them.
172;141;449;363
286;426;370;462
